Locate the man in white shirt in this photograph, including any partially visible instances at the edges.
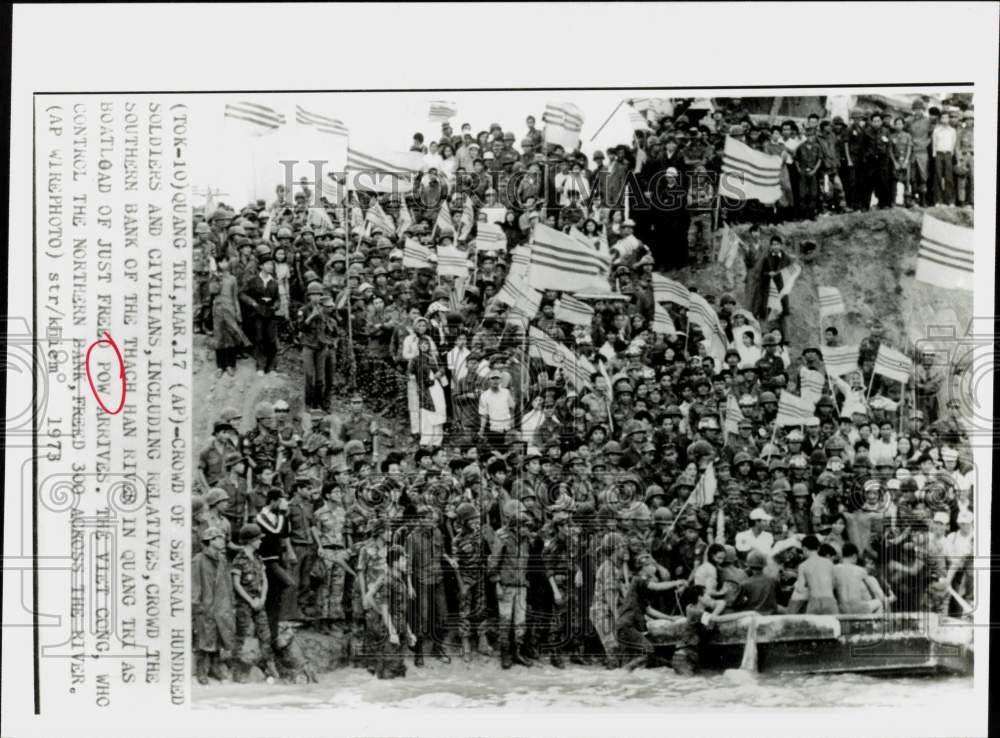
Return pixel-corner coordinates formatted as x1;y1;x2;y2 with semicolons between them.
478;369;515;450
944;510;975;601
931;111;957;204
867;420;898;467
735;508;775;558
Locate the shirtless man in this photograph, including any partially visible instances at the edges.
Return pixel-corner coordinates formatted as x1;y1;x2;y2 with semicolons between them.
795;535;838;614
832;543;882;614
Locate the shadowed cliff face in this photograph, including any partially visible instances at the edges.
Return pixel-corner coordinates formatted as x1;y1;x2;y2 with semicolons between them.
672;206;974;357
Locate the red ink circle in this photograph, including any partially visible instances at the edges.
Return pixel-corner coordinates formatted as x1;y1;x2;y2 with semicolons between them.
85;332;127;415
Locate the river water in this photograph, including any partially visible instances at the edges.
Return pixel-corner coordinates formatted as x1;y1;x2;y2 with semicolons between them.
194;660;974;711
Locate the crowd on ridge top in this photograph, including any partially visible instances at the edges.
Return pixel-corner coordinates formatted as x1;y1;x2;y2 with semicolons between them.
190;96;976;684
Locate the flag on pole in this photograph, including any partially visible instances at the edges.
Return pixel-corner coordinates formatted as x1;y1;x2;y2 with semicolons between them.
528;327;594;390
717;225;742;270
915;213;974;292
395;196;414;238
436;245;471;278
721;136;782;203
651;274;691;307
457;197;477;241
295;105;348;137
527;223;609;292
818;286;846;318
224;102;286;135
365;200;395;236
554;295;595;326
687;292;728;365
496;275;541;314
434;201;455;236
542;102;584;151
686;463;717;507
776;390;816;426
345;148;420;193
475;221;506;253
651;303;677;338
724;396;744;434
873;344;913;384
428;101;458;122
403;238;432;269
823;345;861;377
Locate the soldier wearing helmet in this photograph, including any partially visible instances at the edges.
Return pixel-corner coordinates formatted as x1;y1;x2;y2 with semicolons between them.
541;507;580;668
242;401;280;476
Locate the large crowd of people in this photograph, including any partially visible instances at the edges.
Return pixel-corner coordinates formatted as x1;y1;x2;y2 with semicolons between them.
190;96;976;685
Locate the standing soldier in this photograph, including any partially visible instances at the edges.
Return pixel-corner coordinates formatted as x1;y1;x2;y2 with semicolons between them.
287;475;318;620
863;112;895;209
243;401;280;482
453;501;494;661
542;511;581;668
890;116;914;206
299;282;331;410
230;523;281;681
955;109;974;207
908;99;933;205
193;222;215;334
489;511;533;669
241;246;281;376
846;109;868;210
192;526;235;684
358;515;391;671
794;126;824;219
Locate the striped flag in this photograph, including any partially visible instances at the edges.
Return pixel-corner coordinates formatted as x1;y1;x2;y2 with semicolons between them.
345;148;421;193
496;275;542;315
349;201;365;234
627;105;650;131
528;224;609;292
554;295;595;326
432;201;454;237
823;344;861;377
717;225;742;270
873;344;913;384
651;303;677;338
529;327;594;390
457;197;477;241
724;396;744;434
542;102;584;150
295;105;348;137
436;245;471;278
224;102;286;135
776;390;816;427
475;221;506;253
721;136;782;204
686;463;717;507
800;368;826;406
574;287;630;302
818;286;846;318
428;100;458;122
651;274;690;306
403;238;432;269
395;197;414;238
915;214;973;292
365;200;395;236
687;292;728;365
510;245;532;273
449;277;468;312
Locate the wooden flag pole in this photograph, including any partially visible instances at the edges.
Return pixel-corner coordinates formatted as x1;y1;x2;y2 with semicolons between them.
589;99;626;142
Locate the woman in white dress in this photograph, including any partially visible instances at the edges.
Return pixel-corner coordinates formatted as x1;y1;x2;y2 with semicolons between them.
409;335;446;447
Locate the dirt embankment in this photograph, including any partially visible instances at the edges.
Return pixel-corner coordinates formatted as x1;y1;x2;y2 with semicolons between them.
193;207;974;448
675;206;974;353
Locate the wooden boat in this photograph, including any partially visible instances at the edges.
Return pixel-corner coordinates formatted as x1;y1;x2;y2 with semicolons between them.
647;612;973;676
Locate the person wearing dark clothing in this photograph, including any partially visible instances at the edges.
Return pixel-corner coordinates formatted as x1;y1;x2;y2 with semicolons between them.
241;251;281;374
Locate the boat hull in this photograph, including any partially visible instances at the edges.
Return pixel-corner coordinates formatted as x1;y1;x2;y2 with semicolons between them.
647;612;973;676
